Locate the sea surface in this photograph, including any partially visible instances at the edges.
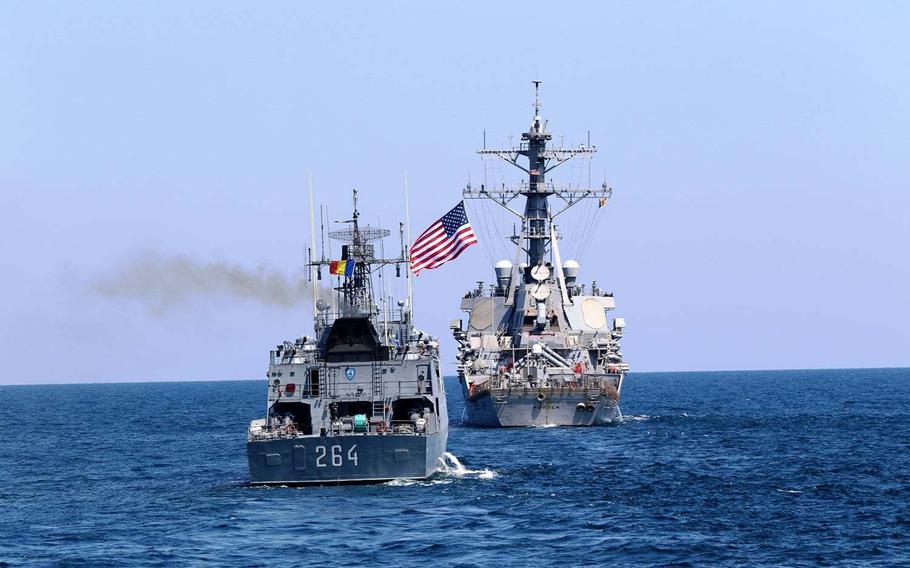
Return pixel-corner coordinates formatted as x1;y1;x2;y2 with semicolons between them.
1;369;909;567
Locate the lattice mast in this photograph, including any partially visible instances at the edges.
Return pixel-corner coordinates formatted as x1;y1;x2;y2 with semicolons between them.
464;81;612;276
311;189;408;318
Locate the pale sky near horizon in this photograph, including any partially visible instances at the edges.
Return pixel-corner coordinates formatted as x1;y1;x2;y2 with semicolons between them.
2;2;909;384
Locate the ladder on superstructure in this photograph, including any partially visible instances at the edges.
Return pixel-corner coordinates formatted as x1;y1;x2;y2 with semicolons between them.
371;363;385;418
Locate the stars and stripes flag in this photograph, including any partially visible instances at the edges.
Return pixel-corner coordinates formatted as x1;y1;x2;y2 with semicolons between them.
410;201;478;275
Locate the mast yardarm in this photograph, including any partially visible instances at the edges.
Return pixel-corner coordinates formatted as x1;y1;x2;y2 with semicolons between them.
466;81;611;272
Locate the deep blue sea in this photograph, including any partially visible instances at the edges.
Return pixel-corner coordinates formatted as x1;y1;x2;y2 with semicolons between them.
1;369;909;567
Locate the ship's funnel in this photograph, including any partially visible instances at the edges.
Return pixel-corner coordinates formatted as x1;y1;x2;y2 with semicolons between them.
563;260;580;285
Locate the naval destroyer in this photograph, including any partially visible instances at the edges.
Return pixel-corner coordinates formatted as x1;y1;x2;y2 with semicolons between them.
453;82;629;427
247;190;448;484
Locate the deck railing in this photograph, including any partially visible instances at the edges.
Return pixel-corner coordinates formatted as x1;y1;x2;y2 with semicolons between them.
467;374;620;401
248;417;439;442
271;377;432;402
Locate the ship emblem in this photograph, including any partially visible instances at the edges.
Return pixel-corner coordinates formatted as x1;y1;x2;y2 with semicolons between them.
345;367;356;381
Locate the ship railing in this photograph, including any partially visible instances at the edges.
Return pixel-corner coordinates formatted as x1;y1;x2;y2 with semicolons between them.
480;374;620;400
327;419;439;437
467;180;608;196
272;377;434;402
316;308;406;327
268;380;320;401
376;419;439;436
248;418;438;442
326;378;433;399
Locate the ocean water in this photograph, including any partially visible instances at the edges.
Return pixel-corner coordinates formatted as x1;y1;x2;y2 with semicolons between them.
1;368;908;567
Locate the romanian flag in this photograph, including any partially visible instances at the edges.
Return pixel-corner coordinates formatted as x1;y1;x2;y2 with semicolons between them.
329;259;356;277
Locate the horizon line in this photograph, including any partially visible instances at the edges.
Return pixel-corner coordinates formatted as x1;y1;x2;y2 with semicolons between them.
1;365;908;387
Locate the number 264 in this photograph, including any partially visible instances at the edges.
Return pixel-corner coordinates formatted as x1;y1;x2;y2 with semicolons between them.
315;445;358;467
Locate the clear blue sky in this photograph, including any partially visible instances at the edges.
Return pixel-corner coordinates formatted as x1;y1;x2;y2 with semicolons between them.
2;2;908;384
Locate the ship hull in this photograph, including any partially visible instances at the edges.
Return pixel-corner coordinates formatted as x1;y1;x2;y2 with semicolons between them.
461;388;622;427
247;430;448;485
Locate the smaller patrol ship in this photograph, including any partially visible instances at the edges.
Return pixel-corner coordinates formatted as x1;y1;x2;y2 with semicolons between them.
247;190;448;485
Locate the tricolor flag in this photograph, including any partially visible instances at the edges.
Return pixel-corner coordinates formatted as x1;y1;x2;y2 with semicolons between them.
329;259;356;277
410;201;478;275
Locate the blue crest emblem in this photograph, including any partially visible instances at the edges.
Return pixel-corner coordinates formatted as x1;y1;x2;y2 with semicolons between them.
345;367;356;381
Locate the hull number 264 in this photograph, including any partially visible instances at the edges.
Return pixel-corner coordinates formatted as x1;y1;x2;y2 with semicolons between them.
315;445;359;468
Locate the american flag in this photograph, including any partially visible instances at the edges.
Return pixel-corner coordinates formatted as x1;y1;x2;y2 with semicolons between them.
410;201;478;275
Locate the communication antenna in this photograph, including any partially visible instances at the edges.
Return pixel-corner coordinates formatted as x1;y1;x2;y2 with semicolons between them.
325;204;336;314
319;205;326;261
587;130;592;189
403;170;414;313
308;172;317;318
467;80;608;270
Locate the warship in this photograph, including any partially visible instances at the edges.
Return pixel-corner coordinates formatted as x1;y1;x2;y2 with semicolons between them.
247;190;449;484
453;82;629;427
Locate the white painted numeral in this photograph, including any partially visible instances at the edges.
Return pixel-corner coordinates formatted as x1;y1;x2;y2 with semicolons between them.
314;444;359;468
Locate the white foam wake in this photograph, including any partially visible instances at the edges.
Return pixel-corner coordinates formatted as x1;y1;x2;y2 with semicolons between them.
383;453;497;486
438;452;497;479
624;414;652;422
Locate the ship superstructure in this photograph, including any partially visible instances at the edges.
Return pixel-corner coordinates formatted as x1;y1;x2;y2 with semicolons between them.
247;191;448;484
453;83;629;426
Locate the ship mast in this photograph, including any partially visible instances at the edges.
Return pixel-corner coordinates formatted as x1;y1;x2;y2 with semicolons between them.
465;81;611;277
341;190;374;315
313;189;409;321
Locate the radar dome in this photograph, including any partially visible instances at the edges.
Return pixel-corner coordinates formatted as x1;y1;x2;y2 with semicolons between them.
494;260;512;280
563;260;580;284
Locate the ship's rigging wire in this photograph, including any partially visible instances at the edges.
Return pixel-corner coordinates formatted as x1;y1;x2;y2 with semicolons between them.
484;197;511;259
576;199;607;263
469;134;613;271
563;156;593;260
468;177;505;265
565;184;596;259
469;155;514;264
466;200;496;265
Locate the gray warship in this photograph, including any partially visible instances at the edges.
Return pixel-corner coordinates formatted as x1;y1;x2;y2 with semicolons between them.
247;191;449;484
453;82;629;427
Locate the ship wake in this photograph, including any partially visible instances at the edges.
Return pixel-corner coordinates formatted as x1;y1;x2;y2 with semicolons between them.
437;452;497;480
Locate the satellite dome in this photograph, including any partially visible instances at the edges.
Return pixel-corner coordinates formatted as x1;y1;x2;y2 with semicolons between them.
494;260;512;280
562;259;580;280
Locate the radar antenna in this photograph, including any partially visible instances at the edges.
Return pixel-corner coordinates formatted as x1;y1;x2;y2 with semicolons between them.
310;189;408;319
464;82;613;268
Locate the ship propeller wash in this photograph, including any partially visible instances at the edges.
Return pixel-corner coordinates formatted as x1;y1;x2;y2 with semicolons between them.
453;82;630;427
247;190;448;484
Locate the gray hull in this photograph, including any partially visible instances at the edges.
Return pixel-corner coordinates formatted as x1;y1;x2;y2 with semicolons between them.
247;430;448;485
462;389;621;427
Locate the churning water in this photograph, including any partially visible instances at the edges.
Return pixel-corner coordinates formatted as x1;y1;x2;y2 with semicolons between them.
1;369;909;566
